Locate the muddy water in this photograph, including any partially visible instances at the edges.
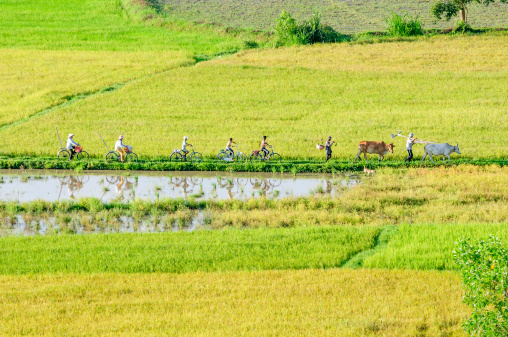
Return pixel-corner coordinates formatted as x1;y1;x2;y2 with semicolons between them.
0;170;361;203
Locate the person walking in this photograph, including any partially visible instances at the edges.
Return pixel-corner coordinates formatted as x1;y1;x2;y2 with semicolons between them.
325;136;336;162
405;132;416;162
66;134;80;161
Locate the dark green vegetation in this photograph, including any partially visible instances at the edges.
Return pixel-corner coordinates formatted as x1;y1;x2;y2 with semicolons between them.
0;157;504;174
454;236;508;336
0;226;379;274
158;0;508;33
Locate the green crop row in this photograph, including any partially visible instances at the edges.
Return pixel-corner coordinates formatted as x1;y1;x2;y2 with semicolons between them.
0;226;379;274
0;156;504;173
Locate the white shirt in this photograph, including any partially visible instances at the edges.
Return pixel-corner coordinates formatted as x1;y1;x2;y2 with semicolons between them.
66;138;78;150
182;140;187;150
115;139;125;151
406;138;415;150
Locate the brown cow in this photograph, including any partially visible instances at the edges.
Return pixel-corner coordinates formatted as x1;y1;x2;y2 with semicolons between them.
355;141;395;162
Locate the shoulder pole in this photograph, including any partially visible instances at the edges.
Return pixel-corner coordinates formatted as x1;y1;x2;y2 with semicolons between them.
98;132;110;152
55;127;63;148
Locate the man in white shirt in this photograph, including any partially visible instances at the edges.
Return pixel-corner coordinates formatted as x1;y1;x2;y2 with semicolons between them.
405;132;416;162
115;135;127;162
182;136;192;160
66;134;80;161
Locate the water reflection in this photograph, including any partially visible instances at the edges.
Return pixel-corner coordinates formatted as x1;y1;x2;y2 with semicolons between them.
0;170;362;203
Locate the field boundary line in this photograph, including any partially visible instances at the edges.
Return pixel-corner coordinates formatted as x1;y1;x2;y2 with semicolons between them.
341;225;398;269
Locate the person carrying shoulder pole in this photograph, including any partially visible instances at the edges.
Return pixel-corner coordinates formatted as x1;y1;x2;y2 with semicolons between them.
66;134;79;161
405;132;416;162
325;136;336;162
115;135;127;162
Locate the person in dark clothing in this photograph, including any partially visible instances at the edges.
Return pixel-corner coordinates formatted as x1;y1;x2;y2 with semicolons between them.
325;136;336;162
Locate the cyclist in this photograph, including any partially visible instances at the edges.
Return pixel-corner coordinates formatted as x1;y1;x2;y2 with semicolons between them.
182;136;192;160
115;135;127;162
325;136;336;162
260;136;270;160
66;134;80;161
226;138;236;157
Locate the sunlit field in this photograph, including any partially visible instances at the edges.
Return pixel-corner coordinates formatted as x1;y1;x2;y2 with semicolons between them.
0;33;506;159
0;269;468;336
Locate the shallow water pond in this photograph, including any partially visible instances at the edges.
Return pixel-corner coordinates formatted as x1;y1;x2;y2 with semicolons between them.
0;170;361;202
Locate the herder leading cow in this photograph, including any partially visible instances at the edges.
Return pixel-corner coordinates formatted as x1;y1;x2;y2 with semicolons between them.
355;141;395;162
421;143;461;163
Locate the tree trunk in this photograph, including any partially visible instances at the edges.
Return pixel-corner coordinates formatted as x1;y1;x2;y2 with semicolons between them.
460;8;467;23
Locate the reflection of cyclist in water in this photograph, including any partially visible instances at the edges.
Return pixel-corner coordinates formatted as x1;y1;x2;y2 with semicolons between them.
326;180;332;194
115;176;135;200
66;176;84;199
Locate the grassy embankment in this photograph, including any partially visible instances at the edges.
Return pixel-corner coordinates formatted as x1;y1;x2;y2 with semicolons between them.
2;166;506;229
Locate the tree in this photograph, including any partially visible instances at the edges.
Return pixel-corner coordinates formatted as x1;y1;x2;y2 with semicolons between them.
453;236;508;336
431;0;507;24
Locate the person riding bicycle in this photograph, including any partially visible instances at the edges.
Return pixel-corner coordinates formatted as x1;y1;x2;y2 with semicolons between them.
115;135;128;162
260;136;270;159
66;134;80;161
226;138;236;157
325;136;336;162
182;136;192;160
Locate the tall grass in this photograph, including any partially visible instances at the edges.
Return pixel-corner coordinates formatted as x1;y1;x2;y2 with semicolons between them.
385;13;424;36
362;223;508;270
0;226;379;274
0;269;468;336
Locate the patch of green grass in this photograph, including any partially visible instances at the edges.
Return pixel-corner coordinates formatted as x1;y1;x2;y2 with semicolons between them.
362;223;508;270
0;0;246;54
0;226;379;274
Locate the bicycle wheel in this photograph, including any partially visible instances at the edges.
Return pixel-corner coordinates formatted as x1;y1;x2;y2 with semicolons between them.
57;149;70;160
105;151;118;162
250;152;263;162
190;177;203;185
76;151;89;160
126;152;138;162
269;153;282;163
106;176;119;184
217;152;228;162
236;153;247;163
170;152;183;162
191;152;203;163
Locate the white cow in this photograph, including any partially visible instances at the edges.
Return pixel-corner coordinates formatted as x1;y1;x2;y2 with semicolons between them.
421;143;461;163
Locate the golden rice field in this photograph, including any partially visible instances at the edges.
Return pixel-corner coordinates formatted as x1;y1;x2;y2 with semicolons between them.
0;34;506;159
0;49;193;126
0;269;468;336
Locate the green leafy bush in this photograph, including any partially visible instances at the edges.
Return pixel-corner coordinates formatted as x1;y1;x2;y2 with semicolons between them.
274;11;344;46
385;12;424;37
453;20;473;33
454;236;508;336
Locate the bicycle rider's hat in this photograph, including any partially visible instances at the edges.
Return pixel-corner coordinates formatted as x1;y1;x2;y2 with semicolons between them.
184;136;188;140
409;132;414;137
119;135;124;139
68;134;74;138
328;136;332;139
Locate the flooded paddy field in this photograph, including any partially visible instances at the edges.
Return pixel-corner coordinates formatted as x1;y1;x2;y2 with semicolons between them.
0;170;361;203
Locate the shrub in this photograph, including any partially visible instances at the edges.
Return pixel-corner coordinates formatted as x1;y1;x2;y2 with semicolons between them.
454;236;508;336
274;11;344;47
453;20;473;33
385;12;424;37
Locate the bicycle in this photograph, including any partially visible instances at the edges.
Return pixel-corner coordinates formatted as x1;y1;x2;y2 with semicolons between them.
57;146;89;160
170;145;203;163
217;145;247;163
249;145;281;163
105;148;138;162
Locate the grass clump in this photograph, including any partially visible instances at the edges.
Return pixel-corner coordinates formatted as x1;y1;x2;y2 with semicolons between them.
385;12;424;36
274;11;346;46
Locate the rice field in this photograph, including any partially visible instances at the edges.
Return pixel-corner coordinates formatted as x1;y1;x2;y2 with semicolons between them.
0;34;506;159
0;269;469;336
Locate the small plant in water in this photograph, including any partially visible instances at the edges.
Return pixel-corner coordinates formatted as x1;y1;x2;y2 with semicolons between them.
135;176;138;182
103;187;109;192
274;190;280;197
227;179;232;186
155;186;162;191
212;183;217;190
20;175;28;183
